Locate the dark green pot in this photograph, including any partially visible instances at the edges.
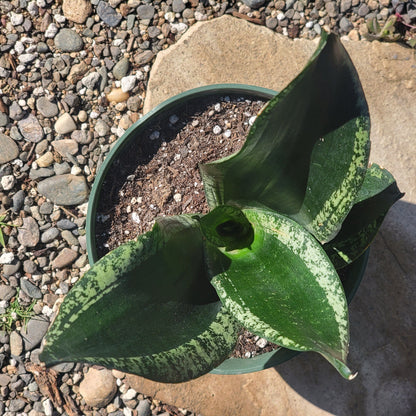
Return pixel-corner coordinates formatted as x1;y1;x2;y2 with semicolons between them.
86;84;369;375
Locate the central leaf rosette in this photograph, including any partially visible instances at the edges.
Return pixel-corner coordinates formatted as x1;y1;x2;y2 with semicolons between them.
200;205;354;379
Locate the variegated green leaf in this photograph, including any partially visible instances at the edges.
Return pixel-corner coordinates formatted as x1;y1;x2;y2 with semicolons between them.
292;116;370;243
203;206;355;379
40;215;240;383
324;164;403;268
200;33;369;219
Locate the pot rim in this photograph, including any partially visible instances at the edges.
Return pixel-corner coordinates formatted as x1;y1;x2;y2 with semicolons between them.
85;83;368;375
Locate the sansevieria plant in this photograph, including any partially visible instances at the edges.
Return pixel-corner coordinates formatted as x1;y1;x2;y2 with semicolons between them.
40;33;402;382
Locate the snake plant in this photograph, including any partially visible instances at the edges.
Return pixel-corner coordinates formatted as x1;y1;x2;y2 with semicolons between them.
40;33;402;382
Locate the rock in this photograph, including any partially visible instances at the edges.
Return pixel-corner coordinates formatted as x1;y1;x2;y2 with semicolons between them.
172;0;186;13
54;29;83;52
23;259;38;274
12;189;25;211
0;252;15;265
241;0;266;8
8;398;26;412
82;71;101;90
56;219;76;230
71;129;91;144
97;0;123;27
62;0;92;24
68;61;89;84
2;260;21;276
18;114;44;142
37;174;89;205
1;175;15;190
136;400;151;416
137;4;155;20
79;368;117;407
358;3;369;17
36;151;54;168
10;331;23;356
55;113;77;135
325;1;338;17
21;315;50;351
9;101;24;120
107;88;129;103
134;50;154;66
95;119;110;137
339;16;353;32
121;75;136;92
127;96;141;112
21;279;42;299
41;227;60;243
29;167;55;180
51;362;75;373
112;57;130;80
44;23;59;38
0;374;11;387
51;247;78;268
36;97;58;118
0;112;9;126
0;284;16;301
52;139;78;156
18;217;40;247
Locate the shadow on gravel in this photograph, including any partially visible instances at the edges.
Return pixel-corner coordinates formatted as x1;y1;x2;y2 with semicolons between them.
275;200;416;416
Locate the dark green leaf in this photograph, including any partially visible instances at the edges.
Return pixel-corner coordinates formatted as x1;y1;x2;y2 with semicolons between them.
204;207;355;379
40;215;240;383
324;164;404;268
200;33;369;219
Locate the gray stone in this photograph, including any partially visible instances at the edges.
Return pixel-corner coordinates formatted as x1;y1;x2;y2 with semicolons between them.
18;114;44;143
54;113;77;135
37;174;89;205
29;167;55;180
137;4;155;20
112;57;130;80
10;331;24;356
17;216;40;247
39;201;54;214
52;247;78;268
51;362;75;373
127;96;141;112
97;0;122;27
82;71;101;90
54;161;71;175
57;219;77;230
52;139;78;156
0;373;11;386
8;398;26;412
54;28;83;52
325;1;338;17
95;119;110;137
0;111;8;126
41;227;60;243
9;101;24;121
339;16;353;32
12;189;25;212
98;66;108;91
71;129;91;144
172;0;186;13
358;3;370;17
134;50;154;66
21;315;50;351
340;0;352;13
61;230;79;246
21;279;42;299
23;259;38;274
241;0;266;8
0;133;19;164
0;284;16;301
36;97;59;118
136;400;151;416
2;260;21;276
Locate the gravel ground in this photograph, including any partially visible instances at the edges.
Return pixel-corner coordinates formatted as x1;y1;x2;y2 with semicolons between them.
0;1;411;415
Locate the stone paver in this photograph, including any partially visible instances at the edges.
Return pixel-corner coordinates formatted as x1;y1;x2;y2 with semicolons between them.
136;15;416;416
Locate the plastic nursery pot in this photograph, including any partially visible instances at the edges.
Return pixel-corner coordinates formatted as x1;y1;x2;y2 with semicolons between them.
85;84;369;376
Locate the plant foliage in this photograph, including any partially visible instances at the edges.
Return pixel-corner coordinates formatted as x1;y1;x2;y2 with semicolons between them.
40;33;402;382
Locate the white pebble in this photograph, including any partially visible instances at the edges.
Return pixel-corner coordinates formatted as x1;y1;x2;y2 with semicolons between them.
14;41;25;55
170;22;188;35
131;212;140;224
9;12;24;26
36;0;46;7
164;12;175;22
121;75;136;93
54;14;66;23
44;23;58;38
305;21;314;29
121;388;137;401
213;125;222;135
42;399;53;416
277;12;285;21
42;305;54;318
0;252;15;265
1;175;15;190
223;129;231;138
173;193;182;202
28;2;39;16
214;103;221;112
16;65;26;73
256;338;268;348
249;116;257;126
71;166;82;176
135;71;144;80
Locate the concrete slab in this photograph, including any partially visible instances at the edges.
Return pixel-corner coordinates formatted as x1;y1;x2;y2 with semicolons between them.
136;15;416;416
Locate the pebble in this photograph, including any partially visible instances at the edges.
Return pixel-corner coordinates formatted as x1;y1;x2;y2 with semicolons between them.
52;247;78;268
97;0;123;27
136;400;151;416
95;119;110;136
12;189;25;211
21;315;50;351
36;151;55;168
1;175;15;190
57;219;77;230
21;279;42;299
137;5;155;20
82;71;101;90
18;114;44;142
113;57;130;80
36;97;59;118
9;102;24;121
0;112;9;127
52;139;79;156
17;216;40;247
54;28;84;52
10;331;24;356
41;227;60;243
62;0;92;24
0;252;15;264
37;174;89;205
0;285;16;301
242;0;266;8
121;75;136;92
79;368;117;408
107;88;129;103
55;113;77;135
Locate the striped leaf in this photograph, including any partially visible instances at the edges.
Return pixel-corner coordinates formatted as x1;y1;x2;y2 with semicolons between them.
40;215;240;383
324;164;404;268
200;33;369;219
203;206;355;379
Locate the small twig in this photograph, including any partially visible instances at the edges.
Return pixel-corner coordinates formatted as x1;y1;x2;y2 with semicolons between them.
232;11;264;25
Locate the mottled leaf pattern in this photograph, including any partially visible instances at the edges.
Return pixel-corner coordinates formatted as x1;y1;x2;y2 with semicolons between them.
40;215;240;383
204;207;354;379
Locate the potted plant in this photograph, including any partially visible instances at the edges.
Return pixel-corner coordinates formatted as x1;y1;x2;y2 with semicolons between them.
39;33;402;382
